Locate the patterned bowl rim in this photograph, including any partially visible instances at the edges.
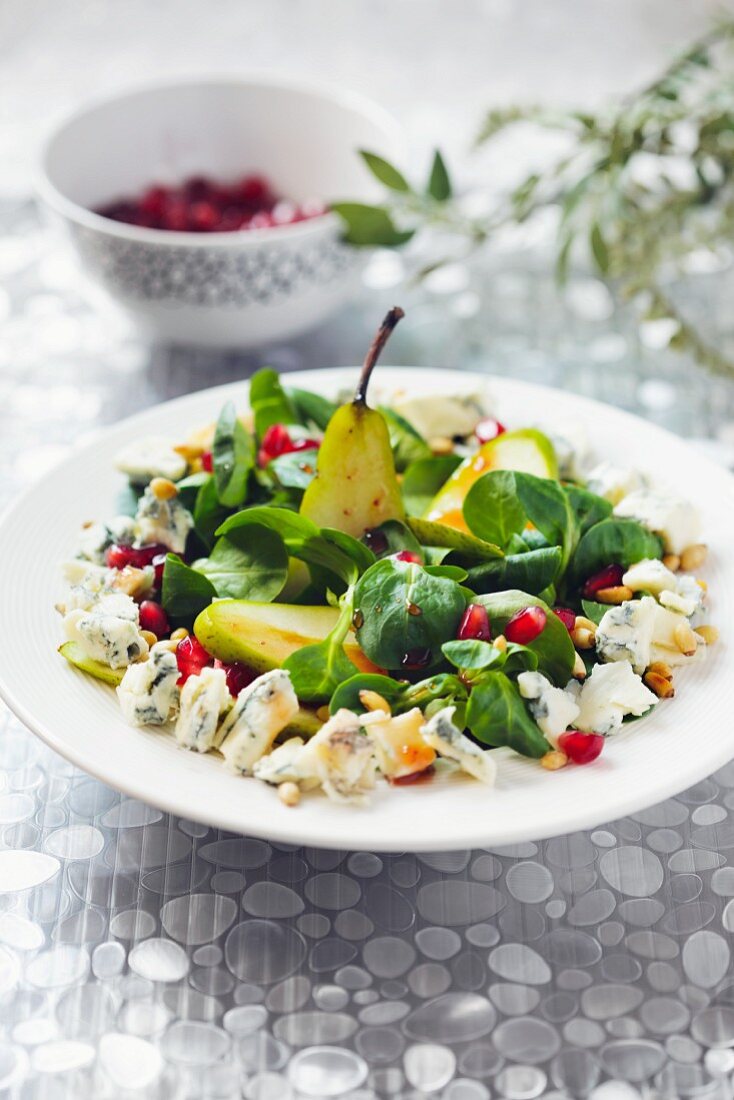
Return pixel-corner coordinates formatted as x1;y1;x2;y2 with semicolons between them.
36;73;403;248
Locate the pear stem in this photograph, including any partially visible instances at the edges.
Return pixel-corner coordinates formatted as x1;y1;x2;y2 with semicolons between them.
354;306;405;406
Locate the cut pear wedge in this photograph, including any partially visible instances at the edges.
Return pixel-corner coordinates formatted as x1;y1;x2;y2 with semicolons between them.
59;641;125;687
425;428;558;531
194;600;381;676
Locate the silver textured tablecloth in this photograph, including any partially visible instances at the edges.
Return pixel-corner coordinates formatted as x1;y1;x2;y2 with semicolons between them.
4;3;734;1095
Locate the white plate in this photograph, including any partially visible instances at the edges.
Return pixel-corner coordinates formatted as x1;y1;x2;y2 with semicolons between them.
0;368;732;851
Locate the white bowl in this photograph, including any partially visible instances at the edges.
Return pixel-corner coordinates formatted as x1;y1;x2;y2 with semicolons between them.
38;77;402;348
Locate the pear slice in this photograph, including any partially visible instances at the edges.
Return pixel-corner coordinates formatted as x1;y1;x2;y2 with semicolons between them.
59;641;125;687
425;428;558;531
300;307;406;537
194;600;381;676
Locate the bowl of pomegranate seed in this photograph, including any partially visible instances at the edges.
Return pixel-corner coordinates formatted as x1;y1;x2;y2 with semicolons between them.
38;78;401;348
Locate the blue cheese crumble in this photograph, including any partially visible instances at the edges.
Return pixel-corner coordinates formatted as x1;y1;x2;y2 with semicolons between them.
174;667;231;753
595;596;658;674
614;490;701;555
421;707;497;784
115;436;187;485
63;594;148;670
117;643;180;726
218;670;299;774
135;486;193;554
517;671;580;744
570;661;657;735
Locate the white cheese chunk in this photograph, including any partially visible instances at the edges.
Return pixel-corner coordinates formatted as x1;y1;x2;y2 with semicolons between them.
650;604;703;666
421;707;497;785
63;597;148;670
253;737;317;786
75;515;138;565
517;671;581;745
366;708;436;780
542;423;592;482
573;660;657;735
135;487;193;554
595;597;658;674
115;436;187;485
614;490;701;555
389;391;488;440
298;709;377;805
586;463;646;506
659;588;698;617
57;562;113;614
174;667;231;753
622;559;678;597
117;643;180;726
218;670;299;774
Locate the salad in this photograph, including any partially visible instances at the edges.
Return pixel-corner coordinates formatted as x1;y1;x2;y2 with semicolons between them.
57;308;718;808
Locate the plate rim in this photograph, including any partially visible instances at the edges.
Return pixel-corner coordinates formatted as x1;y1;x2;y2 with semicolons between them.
1;366;733;851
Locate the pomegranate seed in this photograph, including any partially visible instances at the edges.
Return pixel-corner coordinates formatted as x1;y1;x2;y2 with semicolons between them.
553;607;577;633
457;604;492;642
139;600;170;639
392;765;435;786
139;186;168;218
162;197;188;231
261;423;293;457
393;550;423;565
400;647;433;670
249;211;275;229
189;201;219;231
558;730;605;765
152;552;167;589
288;438;320;452
363;528;389;556
176;636;213;685
475;418;507;444
201;451;213;472
582;564;624;599
505;606;547;645
106;542;168;571
237;175;272;206
214;659;255;697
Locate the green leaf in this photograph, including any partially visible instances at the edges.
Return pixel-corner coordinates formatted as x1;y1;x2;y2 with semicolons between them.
463;470;526;546
330;203;415;248
581;599;609;625
353;558;467;670
570;518;663;586
467;672;551;758
321;529;377;577
162;554;216;622
249;368;298;438
360;150;412;193
269;448;319;490
424;564;468;582
175;472;210;512
194;525;288;601
427;149;452;201
441;639;500;671
565;485;613;536
193;476;231;550
590;223;610;274
286;387;337;431
475;590;576;685
365;519;424;560
378;407;432;472
329;670;466;717
407;517;503;561
212;401;253;508
329;673;408;715
402;455;462;516
466;547;563;596
283;638;359;705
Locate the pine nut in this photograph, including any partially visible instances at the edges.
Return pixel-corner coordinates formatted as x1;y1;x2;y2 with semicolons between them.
156;639;178;653
316;705;331;723
573;652;587;680
494;634;508;653
574;616;598;633
541;750;568;771
696;624;719;645
170;628;189;643
141;630;159;648
648;660;673;679
662;554;680;572
680;543;707;571
150;477;178;501
113;566;150;597
674;620;698;656
359;690;391;714
572;626;596;650
644;670;675;698
595;585;634;605
277;782;300;807
697;578;708;592
174;443;204;462
429;436;455;456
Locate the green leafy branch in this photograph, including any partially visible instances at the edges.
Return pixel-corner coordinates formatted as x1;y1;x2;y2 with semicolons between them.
331;18;734;379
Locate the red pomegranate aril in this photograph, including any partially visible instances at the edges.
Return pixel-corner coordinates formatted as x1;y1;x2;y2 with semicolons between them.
189;201;219;232
558;730;605;765
214;659;255;697
457;604;492;642
553;607;577;633
176;636;213;685
475;418;507;444
139;186;168;218
139;600;170;639
393;550;423;565
261;423;293;457
237;174;271;206
201;451;213;472
505;606;547;645
106;542;169;571
582;564;624;599
152;552;168;589
162;197;189;232
288;438;320;453
392;764;435;786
